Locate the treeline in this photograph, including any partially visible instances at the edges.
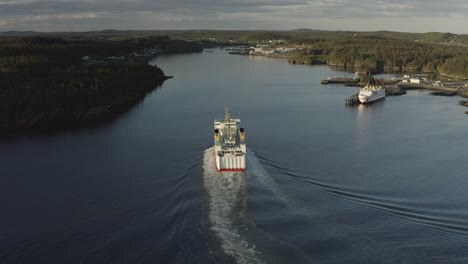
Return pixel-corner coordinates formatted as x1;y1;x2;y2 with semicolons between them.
438;58;468;78
287;37;468;78
0;35;202;133
159;29;468;46
0;35;202;72
0;64;165;126
158;29;468;78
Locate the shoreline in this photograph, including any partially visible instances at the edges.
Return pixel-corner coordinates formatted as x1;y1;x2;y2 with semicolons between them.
396;83;468;98
0;34;202;136
0;75;172;136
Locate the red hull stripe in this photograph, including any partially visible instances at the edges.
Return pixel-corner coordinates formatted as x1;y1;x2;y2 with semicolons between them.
217;168;246;172
361;97;385;104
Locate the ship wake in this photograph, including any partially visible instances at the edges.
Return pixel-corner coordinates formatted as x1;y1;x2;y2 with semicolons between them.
245;150;290;205
203;147;264;264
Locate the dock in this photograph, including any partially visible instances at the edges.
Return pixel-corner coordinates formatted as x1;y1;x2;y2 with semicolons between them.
345;93;360;105
227;46;253;55
321;77;398;85
397;83;458;92
374;78;399;85
321;77;359;84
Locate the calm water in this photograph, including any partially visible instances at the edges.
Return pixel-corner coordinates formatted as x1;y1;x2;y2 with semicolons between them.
1;49;468;264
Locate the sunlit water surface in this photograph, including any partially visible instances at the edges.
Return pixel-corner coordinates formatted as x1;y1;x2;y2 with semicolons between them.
1;49;468;263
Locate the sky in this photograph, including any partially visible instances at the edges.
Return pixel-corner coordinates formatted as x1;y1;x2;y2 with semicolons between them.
1;0;467;33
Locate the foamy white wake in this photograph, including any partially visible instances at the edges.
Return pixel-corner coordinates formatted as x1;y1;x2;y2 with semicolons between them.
246;151;290;205
203;147;264;264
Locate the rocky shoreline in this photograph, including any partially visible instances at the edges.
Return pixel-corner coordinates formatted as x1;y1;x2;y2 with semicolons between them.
396;83;468;98
458;101;468;114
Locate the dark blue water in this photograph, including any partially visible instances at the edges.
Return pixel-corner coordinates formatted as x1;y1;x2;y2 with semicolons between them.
2;49;468;263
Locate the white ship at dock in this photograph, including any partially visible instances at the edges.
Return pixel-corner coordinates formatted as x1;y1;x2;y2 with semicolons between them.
214;110;246;172
358;84;386;104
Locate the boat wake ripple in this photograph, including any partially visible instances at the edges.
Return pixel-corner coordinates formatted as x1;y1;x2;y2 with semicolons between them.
244;150;315;264
254;153;468;239
245;150;290;205
203;147;264;264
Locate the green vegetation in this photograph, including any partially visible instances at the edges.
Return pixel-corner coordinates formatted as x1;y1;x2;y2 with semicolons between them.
267;35;461;78
158;29;468;78
2;29;468;133
438;58;468;78
159;29;468;46
0;34;202;133
287;37;467;76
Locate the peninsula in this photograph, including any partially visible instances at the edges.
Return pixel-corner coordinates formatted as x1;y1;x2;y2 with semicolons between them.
0;33;202;134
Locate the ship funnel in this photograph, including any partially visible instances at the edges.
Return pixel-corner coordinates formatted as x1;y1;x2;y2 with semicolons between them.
214;129;220;142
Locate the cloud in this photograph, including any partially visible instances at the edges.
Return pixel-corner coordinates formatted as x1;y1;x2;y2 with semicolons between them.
19;12;106;23
0;0;467;33
0;0;37;6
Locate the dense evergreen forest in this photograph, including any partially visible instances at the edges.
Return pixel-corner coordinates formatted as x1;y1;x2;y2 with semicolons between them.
0;34;202;133
286;37;468;78
151;29;468;46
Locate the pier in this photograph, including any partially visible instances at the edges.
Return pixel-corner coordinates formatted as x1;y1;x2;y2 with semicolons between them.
321;77;359;84
374;78;399;85
397;83;458;92
396;83;468;97
227;46;254;55
345;93;360;105
321;77;401;85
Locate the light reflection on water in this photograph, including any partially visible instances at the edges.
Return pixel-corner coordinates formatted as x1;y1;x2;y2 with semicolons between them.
1;49;468;263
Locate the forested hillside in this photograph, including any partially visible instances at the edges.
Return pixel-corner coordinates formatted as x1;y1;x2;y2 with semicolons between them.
2;29;468;134
162;29;468;78
287;37;468;77
0;35;202;133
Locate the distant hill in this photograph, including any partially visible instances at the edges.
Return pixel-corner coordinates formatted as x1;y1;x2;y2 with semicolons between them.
289;28;325;32
0;31;41;36
2;29;468;45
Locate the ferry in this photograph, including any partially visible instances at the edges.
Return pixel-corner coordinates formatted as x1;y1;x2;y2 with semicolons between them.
214;110;246;172
358;84;386;104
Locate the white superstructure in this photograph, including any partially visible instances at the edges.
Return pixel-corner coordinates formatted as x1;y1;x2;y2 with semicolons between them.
358;84;386;104
214;110;246;172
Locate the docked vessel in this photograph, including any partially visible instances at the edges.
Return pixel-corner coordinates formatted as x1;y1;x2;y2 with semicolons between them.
358;84;386;104
214;110;246;172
